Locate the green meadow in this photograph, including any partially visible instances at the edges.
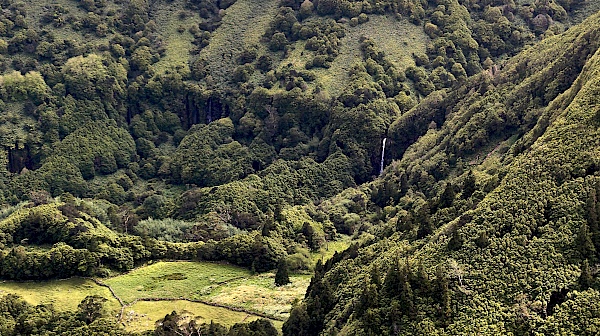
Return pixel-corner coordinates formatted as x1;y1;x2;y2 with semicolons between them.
0;261;312;332
121;300;268;333
104;261;252;304
0;278;121;313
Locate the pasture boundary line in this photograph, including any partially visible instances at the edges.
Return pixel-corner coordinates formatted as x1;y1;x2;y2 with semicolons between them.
123;297;285;321
85;277;286;322
1;271;287;323
85;277;128;321
84;260;253;322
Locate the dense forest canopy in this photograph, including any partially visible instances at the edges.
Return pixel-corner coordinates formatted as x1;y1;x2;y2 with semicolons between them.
0;0;600;334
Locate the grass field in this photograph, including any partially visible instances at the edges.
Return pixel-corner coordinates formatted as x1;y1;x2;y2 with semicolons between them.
24;0;114;52
0;238;352;332
151;0;202;74
122;300;265;333
207;272;312;320
0;278;121;314
105;261;311;320
104;261;252;304
358;15;429;71
311;235;352;265
0;275;274;332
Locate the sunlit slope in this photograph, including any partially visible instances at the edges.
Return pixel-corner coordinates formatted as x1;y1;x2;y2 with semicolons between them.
287;11;600;335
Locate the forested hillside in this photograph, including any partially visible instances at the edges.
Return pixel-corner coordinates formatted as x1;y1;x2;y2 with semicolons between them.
0;0;599;334
283;10;600;336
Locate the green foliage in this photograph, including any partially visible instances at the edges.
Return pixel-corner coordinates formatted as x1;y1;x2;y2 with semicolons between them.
170;118;252;187
324;100;399;181
37;157;87;196
0;294;131;336
50;120;136;179
133;218;194;242
77;295;108;324
207;231;285;272
0;71;48;104
579;259;593;289
175;153;354;228
285;10;600;336
62;54;127;103
0;0;598;333
538;290;600;335
0;291;278;335
275;258;291;286
0;201;195;278
155;312;277;336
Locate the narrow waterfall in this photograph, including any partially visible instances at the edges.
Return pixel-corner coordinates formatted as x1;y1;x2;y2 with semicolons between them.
379;138;387;175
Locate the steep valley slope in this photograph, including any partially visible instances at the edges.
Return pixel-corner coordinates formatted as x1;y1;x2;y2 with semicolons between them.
283;10;600;336
0;0;599;334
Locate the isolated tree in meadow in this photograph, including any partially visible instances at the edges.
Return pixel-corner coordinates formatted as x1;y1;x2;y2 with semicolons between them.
275;258;291;286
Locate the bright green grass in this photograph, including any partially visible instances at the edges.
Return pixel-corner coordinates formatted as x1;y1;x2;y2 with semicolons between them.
0;278;120;314
0;252;342;331
207;273;312;320
122;300;263;333
359;15;429;70
104;261;251;304
0;245;348;331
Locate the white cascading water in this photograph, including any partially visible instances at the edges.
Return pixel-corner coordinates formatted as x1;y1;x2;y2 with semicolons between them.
380;138;387;175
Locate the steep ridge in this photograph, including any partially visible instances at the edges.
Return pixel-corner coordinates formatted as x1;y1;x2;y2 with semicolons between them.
284;11;600;336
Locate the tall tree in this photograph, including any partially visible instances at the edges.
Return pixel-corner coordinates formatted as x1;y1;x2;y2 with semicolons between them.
302;221;316;250
370;264;382;290
586;186;600;255
275;258;291;286
435;265;452;324
462;170;476;199
577;223;596;260
447;228;464;251
416;204;434;239
77;295;107;324
383;259;401;298
439;182;456;209
579;259;593;289
415;261;431;294
282;304;310;336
